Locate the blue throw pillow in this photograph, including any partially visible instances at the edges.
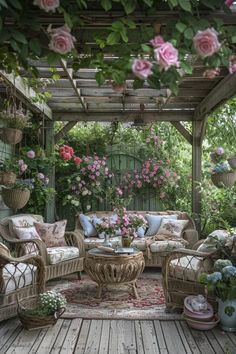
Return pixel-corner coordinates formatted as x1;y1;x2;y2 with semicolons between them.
79;214;97;237
145;214;177;236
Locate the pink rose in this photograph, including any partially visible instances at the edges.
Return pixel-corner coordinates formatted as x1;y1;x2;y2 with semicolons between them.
203;67;220;79
20;163;28;173
154;42;179;71
150;35;165;48
193;28;221;58
37;173;45;180
74;156;82;165
225;0;234;6
26;150;35;159
33;0;59;12
132;59;153;80
49;25;76;54
229;55;236;74
18;159;24;166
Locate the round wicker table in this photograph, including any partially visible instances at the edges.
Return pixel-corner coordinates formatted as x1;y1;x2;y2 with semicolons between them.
84;248;145;299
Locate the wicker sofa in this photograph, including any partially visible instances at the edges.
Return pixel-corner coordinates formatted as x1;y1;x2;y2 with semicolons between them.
0;242;45;321
75;210;198;267
0;214;85;282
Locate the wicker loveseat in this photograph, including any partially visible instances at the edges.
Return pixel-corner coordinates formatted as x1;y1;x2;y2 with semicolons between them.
0;242;45;321
0;214;85;282
75;210;198;267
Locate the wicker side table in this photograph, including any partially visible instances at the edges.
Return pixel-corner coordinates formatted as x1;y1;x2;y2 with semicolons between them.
84;249;145;299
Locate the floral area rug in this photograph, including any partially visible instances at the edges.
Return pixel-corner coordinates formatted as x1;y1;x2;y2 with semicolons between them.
47;270;181;320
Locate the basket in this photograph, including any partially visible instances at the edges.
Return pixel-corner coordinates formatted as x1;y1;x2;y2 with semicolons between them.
18;297;65;331
0;171;16;186
0;128;22;145
211;172;236;188
1;188;30;209
228;157;236;169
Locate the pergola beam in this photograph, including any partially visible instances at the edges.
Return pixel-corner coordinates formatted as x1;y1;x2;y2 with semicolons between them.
171;122;192;145
0;71;52;119
53;111;194;122
55;121;78;143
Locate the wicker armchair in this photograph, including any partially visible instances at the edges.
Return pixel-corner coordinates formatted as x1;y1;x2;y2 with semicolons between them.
0;214;85;282
0;242;45;321
162;242;217;311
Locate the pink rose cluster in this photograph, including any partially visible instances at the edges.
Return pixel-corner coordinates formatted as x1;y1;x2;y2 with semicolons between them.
33;0;59;12
115;208;147;237
145;128;163;146
49;25;76;55
18;159;28;175
37;172;49;185
59;145;82;166
229;55;236;74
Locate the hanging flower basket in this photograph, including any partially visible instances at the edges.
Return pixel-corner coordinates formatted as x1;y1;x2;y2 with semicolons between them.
1;188;30;209
0;172;16;186
0;128;22;145
211;172;236;188
228;157;236;170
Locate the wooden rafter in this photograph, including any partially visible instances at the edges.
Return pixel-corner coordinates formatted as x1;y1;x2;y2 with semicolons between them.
55;121;78;143
171;122;192;145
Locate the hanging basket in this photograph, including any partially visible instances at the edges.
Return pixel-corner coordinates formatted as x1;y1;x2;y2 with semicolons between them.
0;128;22;145
211;172;236;188
1;188;30;209
228;157;236;170
0;172;16;186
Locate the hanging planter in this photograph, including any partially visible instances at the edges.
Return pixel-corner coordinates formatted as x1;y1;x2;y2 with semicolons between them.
211;172;236;188
0;171;17;186
2;187;30;209
0;127;22;145
228;157;236;170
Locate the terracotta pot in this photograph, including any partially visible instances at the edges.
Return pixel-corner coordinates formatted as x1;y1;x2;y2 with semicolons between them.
2;188;30;209
0;172;16;186
0;128;22;145
211;171;236;188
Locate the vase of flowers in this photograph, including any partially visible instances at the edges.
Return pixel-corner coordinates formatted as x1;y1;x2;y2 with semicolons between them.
18;291;66;330
200;259;236;332
93;217;117;247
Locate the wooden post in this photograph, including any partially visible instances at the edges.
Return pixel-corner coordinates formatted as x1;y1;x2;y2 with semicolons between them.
45;119;55;222
192;120;203;234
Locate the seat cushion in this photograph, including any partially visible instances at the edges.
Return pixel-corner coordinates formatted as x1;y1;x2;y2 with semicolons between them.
34;220;67;247
1;263;36;294
46;246;79;265
131;238;147;251
84;237;121;250
197;229;231;253
169;256;213;282
150;240;185;253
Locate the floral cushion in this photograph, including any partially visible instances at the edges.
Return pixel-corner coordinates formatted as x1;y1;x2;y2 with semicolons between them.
158;219;188;238
169;256;213;282
150;240;185;253
1;263;36;294
84;236;121;250
14;226;41;254
2;214;44;239
46;246;79;265
145;214;178;236
34;220;67;248
197;229;231;253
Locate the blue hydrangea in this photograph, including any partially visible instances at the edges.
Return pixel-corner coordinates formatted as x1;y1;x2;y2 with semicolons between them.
207;272;222;284
214;259;233;271
222;266;236;279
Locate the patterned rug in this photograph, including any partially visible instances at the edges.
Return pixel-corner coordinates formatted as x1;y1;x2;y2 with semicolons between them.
47;270;181;320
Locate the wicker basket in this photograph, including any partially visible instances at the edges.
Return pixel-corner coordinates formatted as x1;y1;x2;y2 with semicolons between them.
0;128;22;145
211;172;236;188
18;297;65;331
228;157;236;169
0;171;16;186
1;188;30;209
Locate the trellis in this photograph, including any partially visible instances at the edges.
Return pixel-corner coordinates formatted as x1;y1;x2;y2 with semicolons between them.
0;7;236;232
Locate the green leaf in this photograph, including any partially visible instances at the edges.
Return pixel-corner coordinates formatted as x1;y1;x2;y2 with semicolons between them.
168;0;178;7
47;52;60;66
101;0;112;11
95;71;105;86
0;18;2;32
133;78;144;90
178;0;192;12
143;0;153;6
184;28;194;40
29;39;42;56
0;0;8;8
120;29;128;43
141;44;152;53
12;31;27;44
181;61;193;74
63;12;73;28
121;0;137;14
8;0;22;9
176;22;187;33
232;35;236;44
10;39;20;52
106;32;120;45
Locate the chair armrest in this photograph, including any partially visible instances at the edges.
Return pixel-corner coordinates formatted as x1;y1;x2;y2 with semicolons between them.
183;229;199;248
65;231;85;257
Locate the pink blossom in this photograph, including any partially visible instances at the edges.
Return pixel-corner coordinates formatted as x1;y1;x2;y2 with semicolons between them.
74;156;82;165
225;0;234;6
26;150;35;159
165;171;171;178
229;55;236;74
203;68;220;79
20;163;28;173
49;25;76;54
33;0;59;12
150;35;165;48
37;173;45;180
44;177;49;185
96;171;100;176
18;159;24;166
62;152;72;160
216;147;224;155
154;42;179;70
132;59;153;80
193;28;221;58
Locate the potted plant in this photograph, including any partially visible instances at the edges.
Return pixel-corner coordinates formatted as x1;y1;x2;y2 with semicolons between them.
18;291;66;330
0;106;32;145
0;158;18;186
211;162;236;188
1;181;31;210
199;259;236;332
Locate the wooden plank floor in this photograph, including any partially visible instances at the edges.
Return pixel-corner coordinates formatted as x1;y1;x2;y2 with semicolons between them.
0;318;236;354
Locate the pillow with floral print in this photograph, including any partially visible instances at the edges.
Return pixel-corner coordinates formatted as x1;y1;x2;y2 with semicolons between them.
158;219;188;238
34;220;67;247
14;226;41;254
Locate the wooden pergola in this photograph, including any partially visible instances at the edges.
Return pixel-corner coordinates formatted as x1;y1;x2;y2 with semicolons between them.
0;6;236;230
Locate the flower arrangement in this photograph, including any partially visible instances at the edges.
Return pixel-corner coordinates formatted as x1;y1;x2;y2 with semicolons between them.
93;216;117;237
59;145;82;166
199;259;236;302
115;207;147;237
0;107;32;130
22;291;66;317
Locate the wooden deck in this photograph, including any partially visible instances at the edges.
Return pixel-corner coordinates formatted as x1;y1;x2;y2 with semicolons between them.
0;318;236;354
